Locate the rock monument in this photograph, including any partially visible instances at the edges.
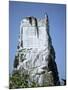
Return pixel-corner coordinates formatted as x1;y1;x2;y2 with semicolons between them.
13;14;60;86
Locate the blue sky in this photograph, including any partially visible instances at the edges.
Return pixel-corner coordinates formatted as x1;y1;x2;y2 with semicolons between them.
9;1;66;79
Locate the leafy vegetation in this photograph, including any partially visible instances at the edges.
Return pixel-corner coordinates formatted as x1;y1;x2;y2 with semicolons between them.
9;70;40;89
9;70;29;89
9;69;55;89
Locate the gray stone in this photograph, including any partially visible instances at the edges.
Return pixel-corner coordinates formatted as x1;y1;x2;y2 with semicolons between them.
14;14;60;86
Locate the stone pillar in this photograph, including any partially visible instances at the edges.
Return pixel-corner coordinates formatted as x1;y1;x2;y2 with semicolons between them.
14;15;60;86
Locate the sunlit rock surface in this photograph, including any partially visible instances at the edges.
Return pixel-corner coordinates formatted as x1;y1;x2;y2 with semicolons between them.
14;14;60;86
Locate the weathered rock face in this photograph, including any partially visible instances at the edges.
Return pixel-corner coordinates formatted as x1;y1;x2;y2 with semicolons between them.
14;14;60;86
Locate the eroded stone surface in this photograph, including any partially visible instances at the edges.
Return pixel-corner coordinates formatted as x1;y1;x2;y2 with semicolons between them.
14;14;60;86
